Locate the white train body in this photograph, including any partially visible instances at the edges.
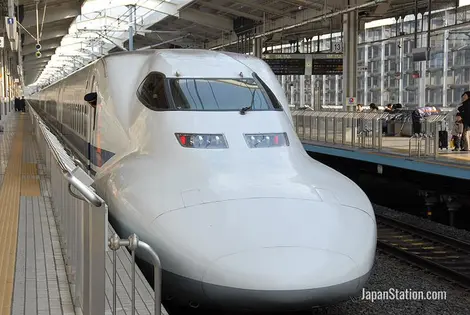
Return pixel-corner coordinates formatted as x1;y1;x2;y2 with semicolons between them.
28;49;377;311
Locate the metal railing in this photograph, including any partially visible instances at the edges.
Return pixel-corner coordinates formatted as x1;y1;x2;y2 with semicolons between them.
0;99;15;122
292;109;450;159
29;105;164;315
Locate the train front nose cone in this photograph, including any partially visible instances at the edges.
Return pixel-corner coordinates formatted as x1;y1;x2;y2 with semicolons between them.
201;247;358;310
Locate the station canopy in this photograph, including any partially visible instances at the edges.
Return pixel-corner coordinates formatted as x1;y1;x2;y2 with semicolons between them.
28;0;462;89
31;0;192;88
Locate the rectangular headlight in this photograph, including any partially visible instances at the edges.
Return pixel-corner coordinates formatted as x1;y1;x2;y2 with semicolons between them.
175;133;228;149
244;133;289;148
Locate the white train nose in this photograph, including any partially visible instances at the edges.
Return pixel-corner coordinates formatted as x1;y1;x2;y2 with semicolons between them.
201;247;363;309
152;196;375;274
202;247;357;290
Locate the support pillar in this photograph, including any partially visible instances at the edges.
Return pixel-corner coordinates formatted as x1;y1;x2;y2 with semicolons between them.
127;5;135;51
441;195;461;227
418;190;437;218
252;38;262;58
363;44;369;106
443;11;449;107
342;10;358;111
380;29;386;106
18;26;24;94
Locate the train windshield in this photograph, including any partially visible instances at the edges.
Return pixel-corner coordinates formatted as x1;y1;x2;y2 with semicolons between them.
167;77;282;111
136;72;283;112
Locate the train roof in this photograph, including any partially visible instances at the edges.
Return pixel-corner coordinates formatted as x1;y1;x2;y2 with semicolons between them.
36;49;268;91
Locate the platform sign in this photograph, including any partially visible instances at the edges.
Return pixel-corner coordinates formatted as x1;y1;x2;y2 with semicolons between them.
347;97;357;106
331;42;343;53
262;53;343;76
4;17;17;45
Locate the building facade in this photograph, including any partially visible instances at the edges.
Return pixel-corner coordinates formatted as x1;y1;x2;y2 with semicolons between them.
273;5;470;109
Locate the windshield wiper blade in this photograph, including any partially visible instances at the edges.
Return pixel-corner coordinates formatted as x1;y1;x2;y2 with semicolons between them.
239;105;252;115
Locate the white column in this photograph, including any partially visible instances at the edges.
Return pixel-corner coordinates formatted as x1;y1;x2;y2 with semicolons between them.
442;11;449;107
364;44;369;105
342;10;358;110
380;27;386;106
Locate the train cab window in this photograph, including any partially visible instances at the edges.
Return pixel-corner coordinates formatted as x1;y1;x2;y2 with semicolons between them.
136;72;169;110
167;77;277;111
253;74;283;110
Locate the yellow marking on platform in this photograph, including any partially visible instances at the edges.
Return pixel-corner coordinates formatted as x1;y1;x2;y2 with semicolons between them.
0;117;25;315
21;163;38;176
21;178;40;196
439;153;470;162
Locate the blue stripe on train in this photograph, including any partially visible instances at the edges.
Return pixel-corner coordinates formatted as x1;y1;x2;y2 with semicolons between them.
33;107;115;167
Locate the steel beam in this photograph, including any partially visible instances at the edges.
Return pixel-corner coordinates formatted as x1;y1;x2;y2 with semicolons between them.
179;8;233;31
22;37;62;55
21;4;80;29
198;1;264;22
23;28;68;45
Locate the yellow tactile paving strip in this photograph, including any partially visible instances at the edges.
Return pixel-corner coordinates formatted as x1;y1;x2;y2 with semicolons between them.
22;163;38;175
0;117;24;315
21;162;40;196
20;178;41;196
439;153;470;162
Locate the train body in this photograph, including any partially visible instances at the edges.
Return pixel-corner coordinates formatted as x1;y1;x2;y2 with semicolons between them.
28;49;377;311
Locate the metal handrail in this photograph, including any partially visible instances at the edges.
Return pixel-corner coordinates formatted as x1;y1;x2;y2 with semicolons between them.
293;109;451;159
30;108;103;207
109;234;162;315
28;103;165;315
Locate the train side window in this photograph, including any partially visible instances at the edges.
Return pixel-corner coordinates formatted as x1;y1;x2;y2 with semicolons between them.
136;72;169;110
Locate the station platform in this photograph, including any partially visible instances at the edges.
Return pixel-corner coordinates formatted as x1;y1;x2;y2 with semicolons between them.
0;113;162;315
292;110;470;180
302;140;470;180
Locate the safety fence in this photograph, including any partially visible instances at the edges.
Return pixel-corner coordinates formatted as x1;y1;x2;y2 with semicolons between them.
29;106;163;315
292;109;452;158
0;99;15;122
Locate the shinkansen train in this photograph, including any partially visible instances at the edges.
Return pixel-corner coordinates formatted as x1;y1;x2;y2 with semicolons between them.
27;49;377;311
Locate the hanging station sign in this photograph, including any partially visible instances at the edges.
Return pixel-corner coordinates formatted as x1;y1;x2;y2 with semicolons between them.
262;53;343;76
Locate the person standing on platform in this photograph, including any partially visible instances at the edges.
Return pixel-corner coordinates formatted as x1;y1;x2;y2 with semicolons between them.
458;91;470;151
451;113;464;151
20;96;26;112
14;97;19;111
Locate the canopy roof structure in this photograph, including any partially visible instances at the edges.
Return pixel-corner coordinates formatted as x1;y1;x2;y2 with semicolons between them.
22;0;463;90
29;0;192;88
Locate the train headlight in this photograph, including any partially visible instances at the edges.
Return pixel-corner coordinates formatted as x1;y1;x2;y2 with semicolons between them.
244;133;289;148
175;133;228;149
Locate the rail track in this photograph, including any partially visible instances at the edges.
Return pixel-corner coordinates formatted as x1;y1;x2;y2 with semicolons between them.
376;214;470;289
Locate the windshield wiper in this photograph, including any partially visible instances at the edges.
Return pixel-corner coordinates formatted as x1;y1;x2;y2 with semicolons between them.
240;83;257;115
239;105;252;115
